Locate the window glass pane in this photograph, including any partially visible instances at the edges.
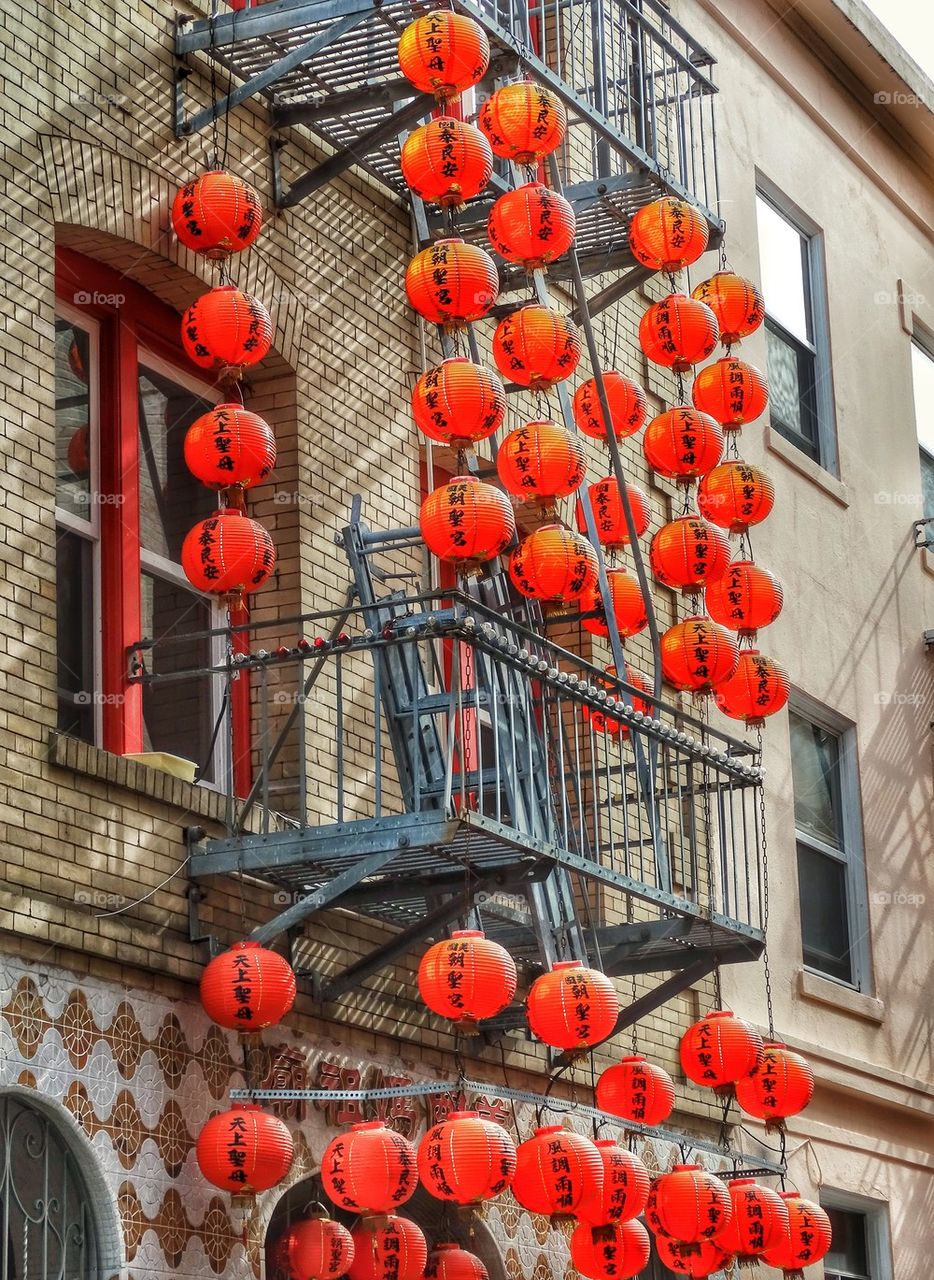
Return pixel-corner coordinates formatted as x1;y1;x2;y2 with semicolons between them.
765;324;819;456
920;449;934;516
55;319;93;521
824;1207;870;1277
756;195;811;341
141;572;220;781
56;529;95;743
790;713;842;846
797;841;853;983
138;365;214;562
911;339;934;457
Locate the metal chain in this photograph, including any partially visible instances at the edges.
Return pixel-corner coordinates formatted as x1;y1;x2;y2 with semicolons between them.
757;727;776;1038
700;700;722;1008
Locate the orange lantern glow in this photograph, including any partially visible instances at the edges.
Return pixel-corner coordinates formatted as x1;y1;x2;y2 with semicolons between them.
478;82;567;164
397;11;490;99
692;357;769;426
184;404;276;490
401;117;494;207
196;1104;293;1194
526;959;619;1049
512;1126;602;1218
642;407;724;481
680;1010;763;1091
405;238;500;327
67;424;91;477
660;616;739;694
705;560;783;636
579;568;648;639
181;509;276;599
645;1165;732;1242
761;1193;832;1276
596;1054;676;1127
714;1178;789;1261
487;183;576;269
691;273;765;344
496;420;586;504
348;1217;427;1280
586;664;652;737
654;1237;734;1278
287;1215;355;1280
492;305;581;389
411;358;505;445
321;1121;417;1218
576;1140;650;1226
200;940;295;1031
734;1042;815;1130
573;372;648;441
420;476;516;569
508;525;599;605
650;516;731;593
639;294;719;371
172;170;263;259
418;929;517;1029
425;1244;489;1280
581;478;651;552
628;198;709;272
570;1220;651;1280
697;460;775;532
417;1109;517;1204
713;650;790;726
181;285;272;375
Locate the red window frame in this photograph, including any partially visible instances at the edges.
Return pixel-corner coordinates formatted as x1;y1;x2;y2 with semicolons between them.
55;247;252;794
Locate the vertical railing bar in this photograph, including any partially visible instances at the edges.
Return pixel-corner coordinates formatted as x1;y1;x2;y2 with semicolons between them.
493;663;502;826
260;663;270;835
297;658;308;828
336;651;345;823
473;642;483;815
555;688;569;852
373;639;382;814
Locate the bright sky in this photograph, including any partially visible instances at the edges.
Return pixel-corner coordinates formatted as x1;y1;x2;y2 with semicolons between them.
861;0;934;83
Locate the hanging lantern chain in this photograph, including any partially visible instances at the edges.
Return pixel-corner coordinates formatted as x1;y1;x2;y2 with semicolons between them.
756;726;777;1040
699;700;722;1008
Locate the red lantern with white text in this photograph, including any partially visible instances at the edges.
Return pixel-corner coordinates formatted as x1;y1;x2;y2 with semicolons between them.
576;1140;650;1226
398;11;490;99
735;1042;815;1131
492;305;581;389
418;930;517;1029
348;1217;427;1280
512;1126;602;1218
401;117;493;207
200;939;295;1031
697;460;774;532
691;273;765;344
570;1220;651;1280
639;294;718;371
320;1121;417;1218
172;170;263;259
184;404;276;490
650;516;730;593
692;357;768;426
196;1104;293;1194
405;239;499;327
713;650;790;726
181;285;272;375
660;617;739;694
645;1165;732;1242
478;82;567;164
629;198;709;272
526;960;619;1049
643;407;724;482
714;1178;789;1261
761;1193;833;1277
680;1010;763;1091
573;372;648;441
417;1110;517;1204
705;561;783;636
411;359;505;445
181;509;275;599
509;525;599;605
596;1054;675;1127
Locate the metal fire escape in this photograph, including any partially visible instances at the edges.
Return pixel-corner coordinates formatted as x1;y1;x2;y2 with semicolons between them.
168;0;762;1043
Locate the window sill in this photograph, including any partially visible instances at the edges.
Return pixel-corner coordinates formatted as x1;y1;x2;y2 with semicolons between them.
797;968;885;1024
765;424;850;507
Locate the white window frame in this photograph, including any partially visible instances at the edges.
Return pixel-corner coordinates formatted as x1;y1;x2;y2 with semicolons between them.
789;692;873;994
755;174;838;474
820;1189;893;1280
910;328;934;514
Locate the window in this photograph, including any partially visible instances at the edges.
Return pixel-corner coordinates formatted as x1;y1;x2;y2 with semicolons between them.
755;185;835;469
910;335;934;514
790;705;871;990
821;1193;892;1280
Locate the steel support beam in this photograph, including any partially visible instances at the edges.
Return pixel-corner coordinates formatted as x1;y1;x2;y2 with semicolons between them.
573;264;655;323
176;0;377;54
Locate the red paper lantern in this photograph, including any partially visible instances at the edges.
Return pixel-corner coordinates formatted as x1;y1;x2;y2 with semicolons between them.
420;476;515;569
595;1054;676;1127
181;509;276;599
487;183;576;269
705;561;783;636
478;82;567;164
320;1121;418;1217
401;117;494;207
68;337;88;383
680;1010;764;1090
417;1109;517;1204
196;1104;293;1194
348;1217;427;1280
691;273;765;344
660;617;739;694
639;294;719;372
643;407;724;481
576;1140;650;1226
405;238;500;327
287;1215;355;1280
628;198;709;272
573;372;648;441
645;1164;732;1242
425;1244;488;1280
581;478;651;553
697;460;775;533
200;939;296;1031
397;11;490;99
172;170;263;260
579;568;648;639
734;1042;815;1130
418;929;517;1029
650;516;731;593
411;358;505;445
713;650;790;726
526;959;619;1049
496;420;586;503
67;425;91;477
761;1193;833;1275
586;664;652;737
492;305;581;389
714;1178;789;1261
654;1237;734;1278
570;1220;651;1280
181;285;273;375
184;404;276;490
512;1125;602;1217
692;357;769;426
509;525;599;605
